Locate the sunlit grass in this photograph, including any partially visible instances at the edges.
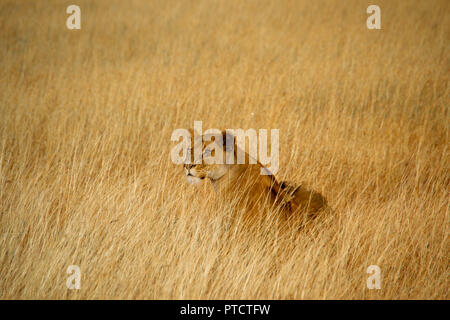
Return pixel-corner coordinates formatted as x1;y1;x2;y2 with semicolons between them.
0;0;448;299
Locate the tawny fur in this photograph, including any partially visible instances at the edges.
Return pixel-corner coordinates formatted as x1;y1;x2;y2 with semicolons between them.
183;130;328;224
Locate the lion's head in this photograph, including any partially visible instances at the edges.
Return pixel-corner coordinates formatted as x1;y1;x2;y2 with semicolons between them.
183;130;235;184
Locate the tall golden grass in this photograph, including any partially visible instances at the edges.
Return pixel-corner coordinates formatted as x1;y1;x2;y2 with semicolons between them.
0;0;448;299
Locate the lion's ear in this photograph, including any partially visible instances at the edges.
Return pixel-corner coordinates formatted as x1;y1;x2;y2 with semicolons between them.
222;130;235;152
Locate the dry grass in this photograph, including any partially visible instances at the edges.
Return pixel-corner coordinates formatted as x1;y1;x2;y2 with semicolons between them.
0;0;448;299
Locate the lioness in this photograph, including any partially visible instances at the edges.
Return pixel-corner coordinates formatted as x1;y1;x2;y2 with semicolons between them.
183;129;328;224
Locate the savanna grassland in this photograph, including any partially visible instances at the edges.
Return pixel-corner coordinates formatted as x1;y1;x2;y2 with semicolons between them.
0;0;448;299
